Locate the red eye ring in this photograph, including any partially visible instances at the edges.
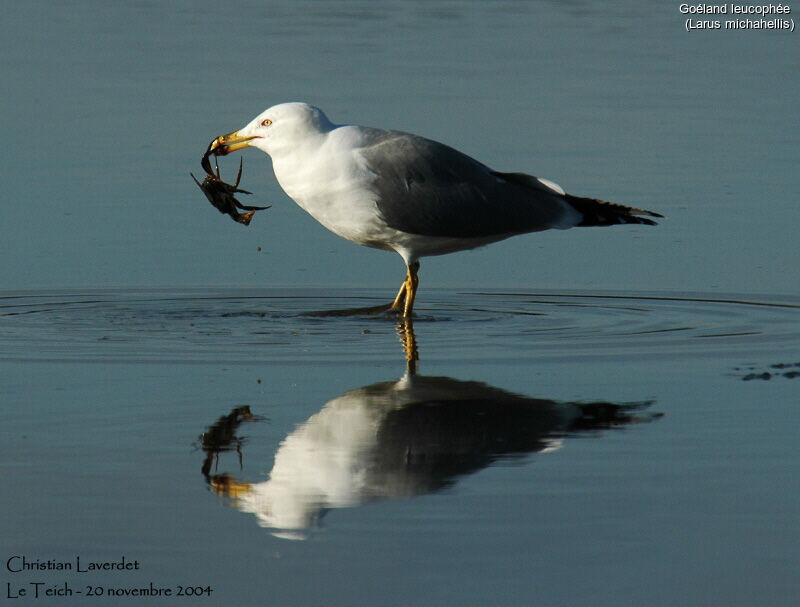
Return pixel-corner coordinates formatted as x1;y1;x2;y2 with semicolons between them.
261;118;272;127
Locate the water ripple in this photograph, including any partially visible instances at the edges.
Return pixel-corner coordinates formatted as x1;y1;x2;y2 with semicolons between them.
0;288;797;364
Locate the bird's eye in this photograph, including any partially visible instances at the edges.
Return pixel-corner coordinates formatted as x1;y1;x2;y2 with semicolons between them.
261;118;272;127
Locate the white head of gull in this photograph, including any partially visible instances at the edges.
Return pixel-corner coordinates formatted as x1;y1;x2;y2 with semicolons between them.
209;102;661;316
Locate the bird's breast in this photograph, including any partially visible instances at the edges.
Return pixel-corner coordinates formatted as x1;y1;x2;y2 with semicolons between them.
272;151;391;248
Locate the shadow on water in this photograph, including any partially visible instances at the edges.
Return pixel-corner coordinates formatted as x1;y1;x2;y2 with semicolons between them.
198;369;662;540
300;302;422;370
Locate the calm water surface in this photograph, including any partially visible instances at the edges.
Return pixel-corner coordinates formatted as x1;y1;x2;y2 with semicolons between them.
2;289;799;606
2;1;798;606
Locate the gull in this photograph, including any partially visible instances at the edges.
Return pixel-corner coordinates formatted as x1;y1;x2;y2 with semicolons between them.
209;102;661;316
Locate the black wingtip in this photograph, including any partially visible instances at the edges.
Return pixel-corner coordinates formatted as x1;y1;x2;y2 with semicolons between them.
566;194;663;227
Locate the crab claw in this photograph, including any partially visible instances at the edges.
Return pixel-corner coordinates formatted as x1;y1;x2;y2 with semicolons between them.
200;146;214;175
236;210;256;225
233;157;244;188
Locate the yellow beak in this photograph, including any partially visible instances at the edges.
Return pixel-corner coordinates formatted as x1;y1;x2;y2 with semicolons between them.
208;130;257;156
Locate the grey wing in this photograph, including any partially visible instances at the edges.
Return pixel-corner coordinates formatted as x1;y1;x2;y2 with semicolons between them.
358;130;575;238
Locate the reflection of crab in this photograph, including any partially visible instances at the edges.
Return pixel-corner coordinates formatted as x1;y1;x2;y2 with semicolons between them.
199;405;258;497
191;142;269;225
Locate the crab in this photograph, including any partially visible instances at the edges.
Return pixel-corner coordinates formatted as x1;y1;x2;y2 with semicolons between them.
191;141;269;225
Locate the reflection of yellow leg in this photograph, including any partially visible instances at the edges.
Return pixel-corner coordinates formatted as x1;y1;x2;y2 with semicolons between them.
397;316;418;374
390;261;420;317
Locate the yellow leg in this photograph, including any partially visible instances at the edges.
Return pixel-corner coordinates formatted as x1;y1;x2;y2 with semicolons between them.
391;278;407;310
389;261;420;317
403;261;419;317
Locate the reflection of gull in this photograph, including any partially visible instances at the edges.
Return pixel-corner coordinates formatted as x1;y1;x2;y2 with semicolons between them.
206;375;660;537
